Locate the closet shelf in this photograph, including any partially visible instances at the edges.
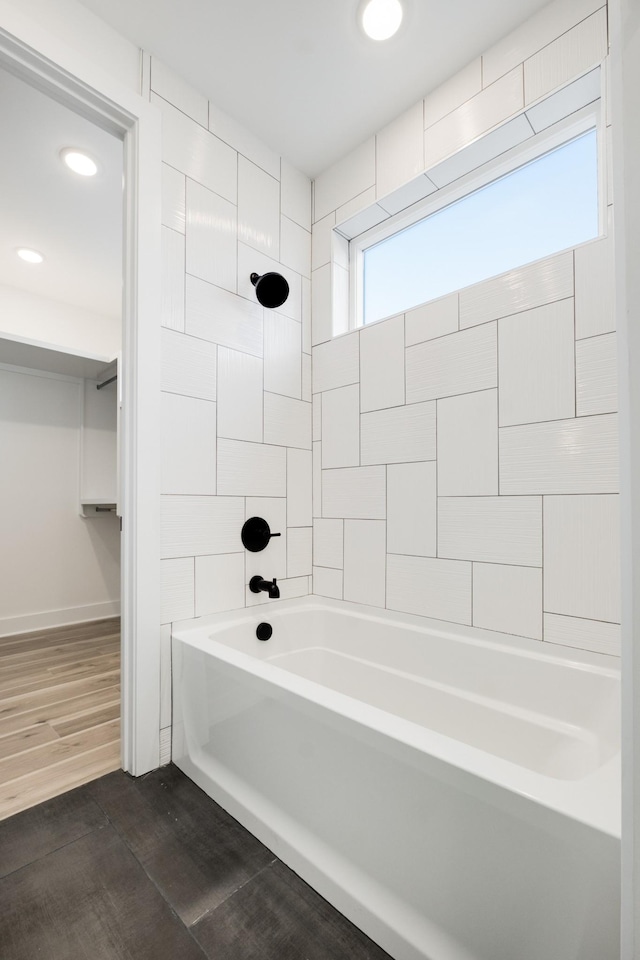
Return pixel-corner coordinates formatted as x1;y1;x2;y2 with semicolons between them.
0;331;115;380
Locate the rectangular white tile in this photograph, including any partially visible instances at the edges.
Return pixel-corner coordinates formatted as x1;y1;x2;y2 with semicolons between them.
195;553;245;616
302;354;311;402
152;93;237;202
524;8;608;104
482;0;603;86
246;576;309;606
312;395;321;440
424;68;523;169
424;58;483;128
160;557;194;624
437;389;498;496
322;385;360;468
312;213;336;272
313;519;344;568
161;393;216;495
151;58;208;125
525;67;601;132
311;263;332;346
361;401;436;465
406;323;497;403
376;174;438;217
238;243;302;322
281;160;312;230
405;294;458;346
576;333;618;416
322;466;386;519
280;216;311;279
217;347;263;442
186;179;237;293
162;163;186;233
302;278;311;354
264;393;311;449
312;331;360;393
161;495;244;558
264;312;301;399
544;613;621;656
313;566;343;599
500;414;619;494
160;625;172;729
217;439;286;496
343;520;386;607
287;527;312;578
208;100;280;180
335;186;377;224
185;276;263;356
313;138;376;222
544;494;620;623
427;114;533;189
245;497;287;581
575;237;615;339
238;156;280;258
459;251;573;327
438;496;542;566
161;227;185;331
387;461;436;557
332;264;350;338
498;300;575;427
376;101;425;200
387;555;472;624
313;441;322;517
473;563;542;639
360;315;405;412
161;329;217;401
287;448;312;528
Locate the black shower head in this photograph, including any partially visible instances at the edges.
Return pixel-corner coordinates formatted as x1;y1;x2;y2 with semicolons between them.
250;271;289;309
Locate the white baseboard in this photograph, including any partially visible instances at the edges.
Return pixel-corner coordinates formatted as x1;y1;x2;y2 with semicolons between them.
0;600;121;637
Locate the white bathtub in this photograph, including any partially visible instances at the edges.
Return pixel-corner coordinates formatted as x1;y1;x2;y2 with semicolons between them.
172;596;620;960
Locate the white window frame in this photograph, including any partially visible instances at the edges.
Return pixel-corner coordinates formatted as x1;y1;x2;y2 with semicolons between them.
347;95;606;331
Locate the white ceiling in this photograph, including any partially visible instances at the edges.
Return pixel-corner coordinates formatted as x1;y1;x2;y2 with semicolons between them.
0;66;123;319
78;0;551;177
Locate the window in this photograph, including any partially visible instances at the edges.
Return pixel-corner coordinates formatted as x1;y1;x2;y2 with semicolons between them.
356;127;600;326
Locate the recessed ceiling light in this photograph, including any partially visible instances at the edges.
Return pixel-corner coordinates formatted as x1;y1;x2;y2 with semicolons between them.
61;148;98;177
361;0;403;40
16;248;44;264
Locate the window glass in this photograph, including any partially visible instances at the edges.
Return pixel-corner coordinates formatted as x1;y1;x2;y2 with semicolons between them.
362;130;598;325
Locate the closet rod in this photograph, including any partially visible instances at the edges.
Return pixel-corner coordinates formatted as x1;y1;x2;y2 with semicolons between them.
96;374;117;390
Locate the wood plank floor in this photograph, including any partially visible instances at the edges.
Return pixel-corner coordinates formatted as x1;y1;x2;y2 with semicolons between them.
0;618;120;821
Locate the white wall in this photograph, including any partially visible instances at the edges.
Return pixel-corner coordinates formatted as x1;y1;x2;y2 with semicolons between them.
310;0;618;657
0;365;120;634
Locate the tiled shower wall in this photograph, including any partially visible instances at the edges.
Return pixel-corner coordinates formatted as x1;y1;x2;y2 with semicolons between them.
310;0;620;657
153;60;313;756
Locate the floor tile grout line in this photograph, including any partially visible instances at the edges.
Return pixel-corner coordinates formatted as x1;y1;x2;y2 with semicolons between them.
0;818;105;882
189;857;280;929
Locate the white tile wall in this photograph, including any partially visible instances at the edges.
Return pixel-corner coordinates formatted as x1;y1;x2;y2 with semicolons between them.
424;58;482;127
437;390;498;496
500;414;618;494
313;138;376;222
311;263;332;346
281;159;312;230
473;563;543;639
376;102;425;200
336;187;377;224
264;312;302;398
161;227;185;331
161;496;244;558
312;213;336;271
322;466;386;519
264;393;311;449
343;520;386;607
287;449;313;527
313;566;343;599
160;393;216;495
322;385;360;468
161;329;217;401
312;395;321;441
217;439;286;497
543;613;620;656
287;527;313;578
245;497;287;581
312;331;359;393
237;243;302;322
575;237;615;339
405;294;458;345
544;494;620;623
361;401;436;465
498;300;575;426
217;347;263;442
459;252;573;328
387;462;437;557
186;180;237;293
438;497;542;566
406;323;497;403
428;115;533;189
162;163;186;233
246;576;310;607
280;216;311;278
195;553;245;616
160;558;194;624
387;555;472;624
151;58;208;126
208;100;280;180
576;333;618;415
160;625;172;729
185;276;263;356
238;156;280;258
360;315;405;412
524;8;608;104
302;354;311;402
313;441;322;517
313;519;344;568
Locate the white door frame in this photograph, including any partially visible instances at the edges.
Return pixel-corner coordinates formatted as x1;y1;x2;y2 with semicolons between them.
0;4;162;776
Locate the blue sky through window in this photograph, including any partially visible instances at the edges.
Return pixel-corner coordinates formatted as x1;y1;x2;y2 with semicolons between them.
363;130;598;324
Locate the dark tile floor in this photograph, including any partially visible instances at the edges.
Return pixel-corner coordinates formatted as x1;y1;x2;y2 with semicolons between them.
0;763;393;960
